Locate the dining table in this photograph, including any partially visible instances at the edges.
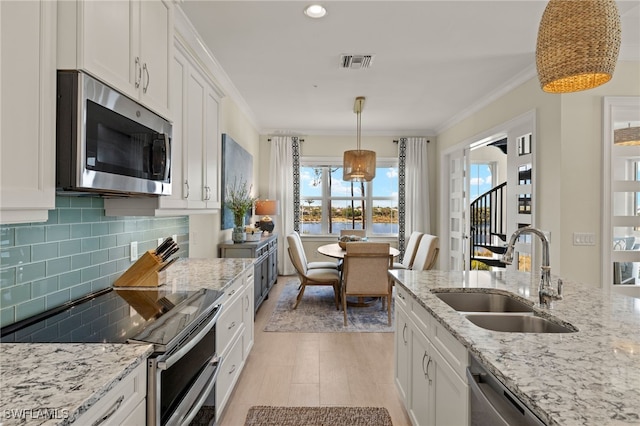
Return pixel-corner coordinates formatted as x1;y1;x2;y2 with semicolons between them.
317;242;400;307
317;242;400;259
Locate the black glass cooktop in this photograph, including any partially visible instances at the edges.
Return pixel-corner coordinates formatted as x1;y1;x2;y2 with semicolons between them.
0;287;223;348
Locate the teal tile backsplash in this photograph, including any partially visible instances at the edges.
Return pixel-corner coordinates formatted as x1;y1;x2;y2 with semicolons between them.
0;196;189;327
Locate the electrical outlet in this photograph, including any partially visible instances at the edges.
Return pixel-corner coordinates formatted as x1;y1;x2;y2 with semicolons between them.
573;232;596;246
157;237;163;246
130;241;138;261
172;234;177;243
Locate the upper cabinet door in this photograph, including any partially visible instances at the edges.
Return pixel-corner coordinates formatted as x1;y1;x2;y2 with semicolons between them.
58;0;173;120
139;0;172;118
0;0;56;224
80;0;137;100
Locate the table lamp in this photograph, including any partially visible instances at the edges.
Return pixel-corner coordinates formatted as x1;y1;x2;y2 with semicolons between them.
254;200;279;234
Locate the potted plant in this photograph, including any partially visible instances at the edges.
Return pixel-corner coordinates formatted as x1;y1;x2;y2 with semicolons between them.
226;177;258;243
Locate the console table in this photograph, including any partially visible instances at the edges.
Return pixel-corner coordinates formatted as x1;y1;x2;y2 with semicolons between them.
219;234;278;312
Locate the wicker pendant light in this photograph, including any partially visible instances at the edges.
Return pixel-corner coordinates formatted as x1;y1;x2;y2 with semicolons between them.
536;0;621;93
343;96;376;182
614;124;640;146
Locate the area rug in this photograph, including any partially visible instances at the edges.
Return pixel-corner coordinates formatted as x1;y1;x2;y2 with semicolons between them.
264;280;394;332
244;406;393;426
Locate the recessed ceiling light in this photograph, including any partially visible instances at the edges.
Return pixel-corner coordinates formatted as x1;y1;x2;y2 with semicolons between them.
304;4;327;19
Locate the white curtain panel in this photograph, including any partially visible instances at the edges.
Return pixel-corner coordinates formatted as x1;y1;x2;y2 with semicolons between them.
269;136;296;275
405;137;431;234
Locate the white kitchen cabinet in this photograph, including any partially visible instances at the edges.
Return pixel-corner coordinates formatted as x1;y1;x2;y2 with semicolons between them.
211;267;254;420
57;0;173;120
0;0;56;224
395;287;469;426
394;296;411;402
76;362;146;426
104;41;222;217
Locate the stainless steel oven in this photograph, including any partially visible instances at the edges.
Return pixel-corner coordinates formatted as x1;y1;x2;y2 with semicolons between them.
1;287;224;426
135;290;223;426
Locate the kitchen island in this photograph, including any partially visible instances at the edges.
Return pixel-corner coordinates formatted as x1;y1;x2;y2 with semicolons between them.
0;258;255;425
389;269;640;425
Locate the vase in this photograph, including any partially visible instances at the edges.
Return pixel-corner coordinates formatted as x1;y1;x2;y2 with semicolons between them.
232;226;246;243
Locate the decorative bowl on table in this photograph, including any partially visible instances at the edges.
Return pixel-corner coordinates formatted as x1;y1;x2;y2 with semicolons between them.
338;235;367;250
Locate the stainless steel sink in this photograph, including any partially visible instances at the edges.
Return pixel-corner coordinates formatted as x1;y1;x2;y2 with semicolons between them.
434;291;533;313
465;313;577;333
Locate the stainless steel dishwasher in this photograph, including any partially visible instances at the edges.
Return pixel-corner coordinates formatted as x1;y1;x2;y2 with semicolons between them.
467;355;546;426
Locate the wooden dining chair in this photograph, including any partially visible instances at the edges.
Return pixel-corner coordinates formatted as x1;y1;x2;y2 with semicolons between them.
411;234;439;270
286;233;341;309
392;231;424;269
342;242;392;326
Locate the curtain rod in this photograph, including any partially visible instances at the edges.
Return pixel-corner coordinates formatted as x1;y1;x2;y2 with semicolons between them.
393;139;430;143
267;138;304;142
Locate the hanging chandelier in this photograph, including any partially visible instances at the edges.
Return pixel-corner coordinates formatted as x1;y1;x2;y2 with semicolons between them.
343;96;376;182
535;0;621;93
614;124;640;146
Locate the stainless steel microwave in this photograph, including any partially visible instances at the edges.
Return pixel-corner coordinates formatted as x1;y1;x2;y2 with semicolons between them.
56;70;172;196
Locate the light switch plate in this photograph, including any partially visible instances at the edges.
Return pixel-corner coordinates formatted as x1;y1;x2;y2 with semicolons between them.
130;241;138;261
573;232;595;246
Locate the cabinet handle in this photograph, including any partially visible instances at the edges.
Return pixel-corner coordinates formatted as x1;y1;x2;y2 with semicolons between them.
135;57;141;88
228;364;237;375
228;321;236;330
91;395;124;426
228;289;236;297
426;356;433;385
184;180;190;199
422;352;429;377
245;294;249;311
204;185;211;201
143;62;150;93
402;323;408;345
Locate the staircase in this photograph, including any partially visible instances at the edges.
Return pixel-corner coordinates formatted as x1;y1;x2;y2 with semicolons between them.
470;182;507;269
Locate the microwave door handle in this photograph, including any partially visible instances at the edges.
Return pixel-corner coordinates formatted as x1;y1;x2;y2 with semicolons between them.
163;134;171;182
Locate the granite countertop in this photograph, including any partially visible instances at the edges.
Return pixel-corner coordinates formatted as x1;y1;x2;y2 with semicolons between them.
389;269;640;426
0;258;254;426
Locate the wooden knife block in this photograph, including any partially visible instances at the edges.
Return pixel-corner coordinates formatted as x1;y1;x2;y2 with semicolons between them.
114;250;164;287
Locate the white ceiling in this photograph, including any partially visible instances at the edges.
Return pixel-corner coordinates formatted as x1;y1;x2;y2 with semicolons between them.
180;1;640;136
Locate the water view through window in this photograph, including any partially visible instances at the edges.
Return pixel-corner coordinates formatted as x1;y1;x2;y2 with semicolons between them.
299;165;399;235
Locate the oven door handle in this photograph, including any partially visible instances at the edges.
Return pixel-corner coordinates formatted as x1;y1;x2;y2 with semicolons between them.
157;304;223;371
166;355;222;426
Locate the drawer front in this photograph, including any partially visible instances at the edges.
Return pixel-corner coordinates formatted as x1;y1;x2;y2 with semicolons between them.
216;334;244;419
217;294;243;356
222;276;244;304
410;298;433;336
395;285;410;312
78;362;146;426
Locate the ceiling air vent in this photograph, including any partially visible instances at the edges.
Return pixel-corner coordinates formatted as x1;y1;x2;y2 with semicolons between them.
340;54;374;69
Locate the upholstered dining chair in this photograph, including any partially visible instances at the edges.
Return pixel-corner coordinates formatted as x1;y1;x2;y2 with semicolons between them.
411;234;439;270
287;233;341;309
290;231;338;270
341;242;392;326
392;231;424;269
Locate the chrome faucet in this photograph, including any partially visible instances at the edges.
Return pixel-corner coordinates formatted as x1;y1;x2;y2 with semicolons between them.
502;226;563;308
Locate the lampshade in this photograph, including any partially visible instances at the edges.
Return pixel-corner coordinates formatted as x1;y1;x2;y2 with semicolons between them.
255;199;279;216
614;125;640;146
255;200;279;233
343;96;376;182
535;0;621;93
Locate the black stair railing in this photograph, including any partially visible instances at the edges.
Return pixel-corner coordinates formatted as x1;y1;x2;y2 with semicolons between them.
469;182;507;269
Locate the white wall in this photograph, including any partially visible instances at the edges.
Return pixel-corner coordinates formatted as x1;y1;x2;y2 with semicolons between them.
436;61;640;287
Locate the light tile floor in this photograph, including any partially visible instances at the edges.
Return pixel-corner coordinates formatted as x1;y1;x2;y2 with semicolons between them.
218;275;412;426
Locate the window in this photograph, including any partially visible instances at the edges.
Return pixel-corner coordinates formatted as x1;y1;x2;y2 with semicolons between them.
298;160;399;236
